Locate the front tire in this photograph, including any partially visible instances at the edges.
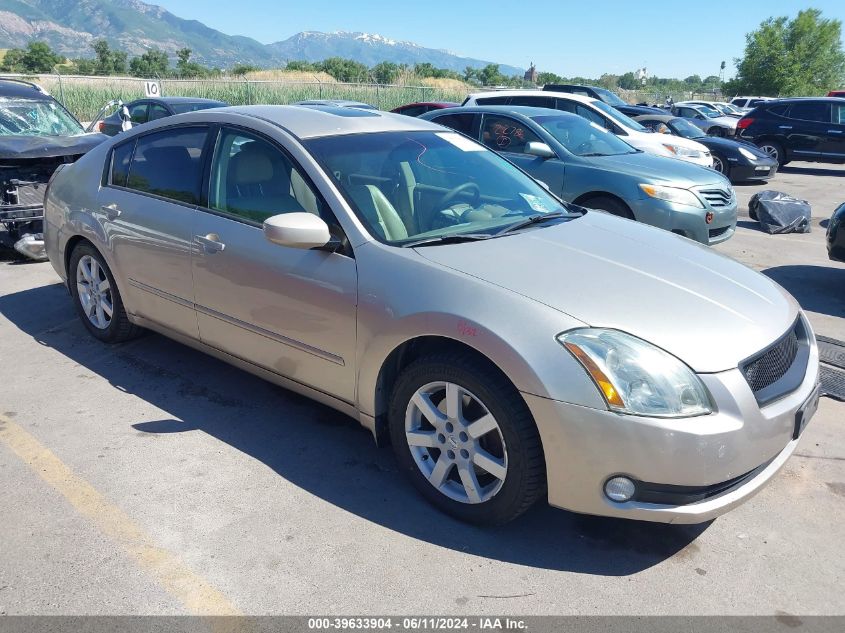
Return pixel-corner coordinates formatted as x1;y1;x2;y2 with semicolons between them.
69;243;141;343
583;196;635;220
388;353;546;525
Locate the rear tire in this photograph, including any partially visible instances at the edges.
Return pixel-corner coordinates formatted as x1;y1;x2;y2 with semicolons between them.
757;141;786;166
583;196;635;220
388;352;546;525
69;242;141;343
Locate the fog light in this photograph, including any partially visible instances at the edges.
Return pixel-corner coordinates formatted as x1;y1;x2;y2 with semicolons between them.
604;476;636;502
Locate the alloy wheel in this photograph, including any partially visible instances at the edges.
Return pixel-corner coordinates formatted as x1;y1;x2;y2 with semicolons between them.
405;381;508;504
76;255;114;330
712;155;726;174
760;144;780;162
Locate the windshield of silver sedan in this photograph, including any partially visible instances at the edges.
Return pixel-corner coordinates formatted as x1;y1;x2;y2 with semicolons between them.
304;131;580;245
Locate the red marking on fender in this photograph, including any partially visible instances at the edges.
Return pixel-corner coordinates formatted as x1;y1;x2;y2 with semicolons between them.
458;321;478;337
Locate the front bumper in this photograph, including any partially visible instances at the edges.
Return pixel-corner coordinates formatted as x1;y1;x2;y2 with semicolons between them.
629;196;737;245
524;340;819;524
728;160;778;182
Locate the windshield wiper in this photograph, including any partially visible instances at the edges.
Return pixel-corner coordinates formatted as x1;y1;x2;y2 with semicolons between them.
496;211;578;235
404;233;493;248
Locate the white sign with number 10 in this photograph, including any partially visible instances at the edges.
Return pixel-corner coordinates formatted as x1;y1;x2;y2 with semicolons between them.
144;81;161;98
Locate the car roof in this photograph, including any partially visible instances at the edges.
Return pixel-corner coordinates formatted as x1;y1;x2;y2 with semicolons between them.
180;104;442;139
293;99;376;108
466;89;599;105
760;97;845;105
436;105;581;120
0;78;53;100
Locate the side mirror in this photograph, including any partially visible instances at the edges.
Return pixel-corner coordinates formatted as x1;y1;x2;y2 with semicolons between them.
525;142;555;159
263;212;332;250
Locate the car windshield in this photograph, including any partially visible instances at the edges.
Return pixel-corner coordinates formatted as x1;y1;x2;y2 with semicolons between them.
697;106;722;118
0;97;83;136
590;100;648;131
592;87;627;107
668;118;706;139
534;115;637;156
715;103;742;116
304;131;576;245
169;101;226;114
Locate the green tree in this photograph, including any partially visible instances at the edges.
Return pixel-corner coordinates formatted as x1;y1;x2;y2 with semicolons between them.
730;9;845;96
91;39;127;75
129;48;170;77
319;57;368;82
371;61;399;84
0;48;26;72
231;63;259;76
684;74;702;86
1;42;62;73
478;64;504;86
618;71;639;90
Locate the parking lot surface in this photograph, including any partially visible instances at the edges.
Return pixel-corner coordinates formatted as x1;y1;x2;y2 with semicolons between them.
1;163;843;616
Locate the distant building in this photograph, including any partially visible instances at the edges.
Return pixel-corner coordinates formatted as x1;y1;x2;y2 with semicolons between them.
524;62;538;84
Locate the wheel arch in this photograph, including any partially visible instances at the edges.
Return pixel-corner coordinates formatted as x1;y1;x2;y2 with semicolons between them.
571;191;635;218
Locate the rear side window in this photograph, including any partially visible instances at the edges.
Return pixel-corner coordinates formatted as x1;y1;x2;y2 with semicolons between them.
126;127;208;205
110;141;134;187
834;104;845;124
475;96;510;105
431;113;476;136
787;102;831;122
767;104;789;117
396;105;426;117
127;103;148;125
510;96;555;107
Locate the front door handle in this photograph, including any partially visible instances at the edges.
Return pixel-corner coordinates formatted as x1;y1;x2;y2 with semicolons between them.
100;203;121;220
194;233;226;253
778;125;793;130
828;129;843;134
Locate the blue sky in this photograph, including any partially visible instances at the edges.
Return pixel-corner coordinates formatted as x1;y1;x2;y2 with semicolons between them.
157;0;845;78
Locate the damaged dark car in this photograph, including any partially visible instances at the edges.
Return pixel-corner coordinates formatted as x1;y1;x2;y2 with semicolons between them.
1;79;107;259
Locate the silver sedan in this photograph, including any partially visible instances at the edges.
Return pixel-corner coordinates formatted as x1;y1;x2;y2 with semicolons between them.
43;105;820;525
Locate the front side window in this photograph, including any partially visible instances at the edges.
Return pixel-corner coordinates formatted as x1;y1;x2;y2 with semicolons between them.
304;131;576;245
148;104;170;121
788;101;831;122
576;104;607;127
208;129;325;224
126;127;208;205
480;115;542;153
0;97;83;137
834;104;845;125
668;118;705;139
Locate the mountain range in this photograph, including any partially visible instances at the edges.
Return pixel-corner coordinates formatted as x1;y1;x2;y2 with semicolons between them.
0;0;524;75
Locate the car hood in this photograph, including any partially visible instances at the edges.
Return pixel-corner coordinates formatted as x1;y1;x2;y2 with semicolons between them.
696;136;774;160
0;133;109;159
585;151;724;187
708;116;738;128
416;211;798;373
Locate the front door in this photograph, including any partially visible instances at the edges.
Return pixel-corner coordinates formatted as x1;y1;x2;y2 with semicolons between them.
822;101;845;161
783;101;830;161
191;127;358;403
97;125;210;338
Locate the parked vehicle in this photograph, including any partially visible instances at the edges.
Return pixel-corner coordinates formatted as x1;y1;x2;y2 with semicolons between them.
463;90;713;167
0;78;107;259
736;98;845;166
615;104;667;118
635;114;777;182
422;106;736;244
828;202;845;262
541;84;628;108
682;100;745;118
730;96;774;112
826;90;845;98
391;102;459;117
672;103;737;136
45;105;819;526
88;97;229;136
292;99;376;109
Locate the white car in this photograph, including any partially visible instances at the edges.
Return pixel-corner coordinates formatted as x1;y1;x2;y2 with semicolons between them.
729;96;774;112
463;90;712;167
683;100;745;118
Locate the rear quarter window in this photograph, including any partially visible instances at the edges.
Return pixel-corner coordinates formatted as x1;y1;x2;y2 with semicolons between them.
109;140;135;187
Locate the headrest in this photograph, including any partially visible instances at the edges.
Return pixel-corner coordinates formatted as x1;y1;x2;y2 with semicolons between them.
232;150;273;184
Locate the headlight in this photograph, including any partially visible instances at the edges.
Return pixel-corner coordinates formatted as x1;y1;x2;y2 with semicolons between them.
638;184;704;208
738;147;758;161
663;143;702;158
558;329;713;418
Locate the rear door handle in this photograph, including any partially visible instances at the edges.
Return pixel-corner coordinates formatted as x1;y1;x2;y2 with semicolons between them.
828;129;843;134
100;203;121;219
194;233;226;253
778;125;793;130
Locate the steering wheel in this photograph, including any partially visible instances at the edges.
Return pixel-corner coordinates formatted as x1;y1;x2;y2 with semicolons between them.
437;182;481;210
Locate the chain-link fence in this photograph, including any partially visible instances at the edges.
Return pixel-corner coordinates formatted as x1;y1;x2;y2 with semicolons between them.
3;74;463;121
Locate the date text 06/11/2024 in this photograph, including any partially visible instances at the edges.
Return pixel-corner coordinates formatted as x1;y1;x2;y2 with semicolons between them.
307;617;528;630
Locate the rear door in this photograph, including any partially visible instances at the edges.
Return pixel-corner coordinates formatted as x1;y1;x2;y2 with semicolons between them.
97;125;210;338
477;113;565;194
782;101;830;160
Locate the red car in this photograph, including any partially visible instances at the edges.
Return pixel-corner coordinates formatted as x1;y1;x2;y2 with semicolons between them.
390;101;459;117
828;90;845;98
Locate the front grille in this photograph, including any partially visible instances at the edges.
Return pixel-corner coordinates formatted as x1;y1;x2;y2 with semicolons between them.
698;187;732;208
709;225;730;239
741;318;809;404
